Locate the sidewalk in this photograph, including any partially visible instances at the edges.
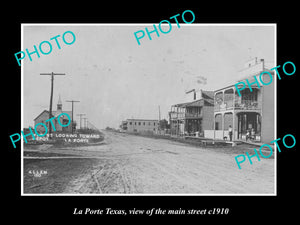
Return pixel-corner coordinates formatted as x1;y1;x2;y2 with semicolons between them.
238;139;274;150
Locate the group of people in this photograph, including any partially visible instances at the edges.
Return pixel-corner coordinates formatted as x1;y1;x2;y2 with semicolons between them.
227;125;256;142
246;128;256;141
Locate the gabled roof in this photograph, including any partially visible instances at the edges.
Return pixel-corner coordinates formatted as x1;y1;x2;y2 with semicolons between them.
172;98;214;108
34;110;54;121
34;110;72;121
172;102;191;107
185;99;204;107
201;90;214;100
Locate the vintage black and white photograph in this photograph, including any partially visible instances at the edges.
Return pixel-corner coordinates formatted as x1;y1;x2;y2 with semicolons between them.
21;24;276;195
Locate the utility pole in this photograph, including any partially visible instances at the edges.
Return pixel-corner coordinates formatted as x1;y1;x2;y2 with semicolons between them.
66;100;80;134
40;72;65;136
76;113;86;130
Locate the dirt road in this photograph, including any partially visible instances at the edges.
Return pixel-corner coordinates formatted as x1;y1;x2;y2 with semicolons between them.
24;131;275;194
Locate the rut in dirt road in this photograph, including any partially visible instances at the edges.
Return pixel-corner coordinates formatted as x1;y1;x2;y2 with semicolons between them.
63;131;275;194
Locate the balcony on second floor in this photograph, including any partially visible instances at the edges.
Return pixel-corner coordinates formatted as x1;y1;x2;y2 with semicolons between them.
214;99;261;111
214;87;261;112
185;112;202;119
169;111;185;120
170;99;205;120
169;111;203;120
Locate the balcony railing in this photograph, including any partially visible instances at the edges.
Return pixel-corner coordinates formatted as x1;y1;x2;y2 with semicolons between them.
169;111;184;120
185;112;202;118
169;111;202;120
235;100;260;110
214;100;261;112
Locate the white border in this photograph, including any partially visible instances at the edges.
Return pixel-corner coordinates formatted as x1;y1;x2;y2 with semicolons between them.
21;24;24;196
21;23;277;196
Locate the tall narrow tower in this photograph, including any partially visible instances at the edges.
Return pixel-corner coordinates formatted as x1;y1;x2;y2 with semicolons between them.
57;95;62;111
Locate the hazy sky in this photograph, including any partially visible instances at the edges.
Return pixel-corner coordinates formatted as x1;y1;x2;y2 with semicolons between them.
22;24;275;129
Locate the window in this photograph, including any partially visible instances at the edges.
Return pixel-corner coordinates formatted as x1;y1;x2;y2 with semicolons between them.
135;122;136;125
143;122;145;125
138;122;141;126
129;122;132;125
153;122;155;126
241;88;258;101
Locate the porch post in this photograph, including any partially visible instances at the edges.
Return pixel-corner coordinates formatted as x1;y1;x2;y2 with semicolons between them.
213;113;216;140
222;112;225;139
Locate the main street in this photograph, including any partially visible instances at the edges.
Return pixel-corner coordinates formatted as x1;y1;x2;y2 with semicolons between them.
24;130;275;194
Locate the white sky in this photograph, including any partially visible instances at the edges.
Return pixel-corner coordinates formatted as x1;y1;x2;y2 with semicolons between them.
22;24;275;129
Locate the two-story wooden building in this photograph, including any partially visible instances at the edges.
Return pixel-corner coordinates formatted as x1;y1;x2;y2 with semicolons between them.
169;90;214;136
205;58;275;143
126;119;159;134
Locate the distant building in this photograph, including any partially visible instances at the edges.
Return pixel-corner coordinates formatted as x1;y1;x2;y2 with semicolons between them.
126;119;159;134
169;90;214;136
34;96;73;134
205;58;275;143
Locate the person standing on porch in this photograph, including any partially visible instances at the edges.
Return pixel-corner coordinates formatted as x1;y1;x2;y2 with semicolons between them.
246;129;250;141
228;125;233;141
251;128;255;141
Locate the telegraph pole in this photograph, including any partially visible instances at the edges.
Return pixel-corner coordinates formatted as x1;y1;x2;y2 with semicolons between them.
66;100;80;134
76;113;86;130
40;72;65;136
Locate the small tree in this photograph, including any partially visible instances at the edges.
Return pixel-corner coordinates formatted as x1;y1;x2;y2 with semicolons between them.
159;119;170;130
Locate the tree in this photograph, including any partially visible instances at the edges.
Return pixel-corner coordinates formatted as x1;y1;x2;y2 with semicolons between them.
159;119;170;130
